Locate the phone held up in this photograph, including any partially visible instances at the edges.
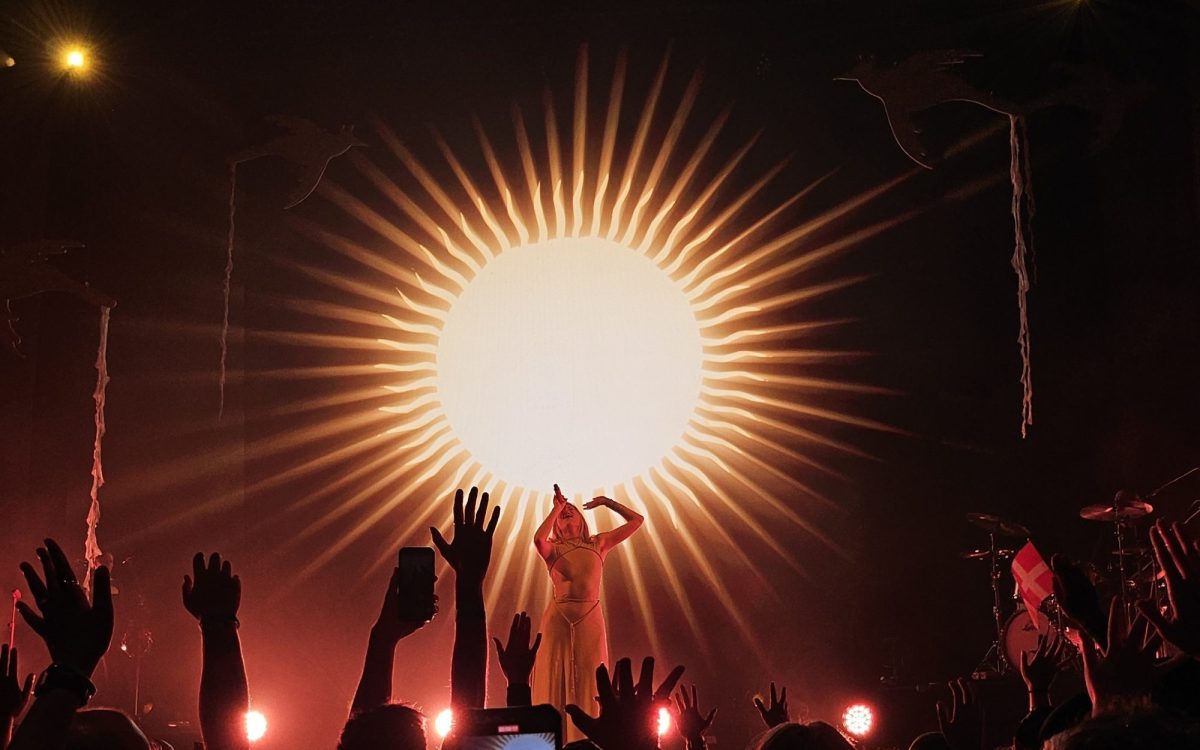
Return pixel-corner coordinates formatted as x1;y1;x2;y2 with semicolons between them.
396;547;436;623
443;705;562;750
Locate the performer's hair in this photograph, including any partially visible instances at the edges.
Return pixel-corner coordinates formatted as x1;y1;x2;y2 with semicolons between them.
549;503;593;543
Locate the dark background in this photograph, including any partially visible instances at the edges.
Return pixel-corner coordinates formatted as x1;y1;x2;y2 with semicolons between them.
2;1;1198;747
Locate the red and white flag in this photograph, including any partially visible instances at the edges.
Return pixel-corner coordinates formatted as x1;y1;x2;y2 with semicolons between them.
1012;541;1053;627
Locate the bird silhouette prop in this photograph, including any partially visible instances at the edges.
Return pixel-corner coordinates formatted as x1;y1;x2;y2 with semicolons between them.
1;240;116;354
231;116;366;208
834;50;1024;169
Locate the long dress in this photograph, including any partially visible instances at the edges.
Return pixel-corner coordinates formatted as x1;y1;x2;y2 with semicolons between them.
532;536;608;742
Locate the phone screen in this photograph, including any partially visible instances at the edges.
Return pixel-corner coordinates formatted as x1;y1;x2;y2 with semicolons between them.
457;733;556;749
396;547;435;622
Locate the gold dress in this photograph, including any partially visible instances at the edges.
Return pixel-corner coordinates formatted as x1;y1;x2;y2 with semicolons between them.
532;537;608;742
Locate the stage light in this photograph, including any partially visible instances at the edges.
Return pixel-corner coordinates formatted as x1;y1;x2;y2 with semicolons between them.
841;703;874;737
657;706;672;736
245;710;268;742
62;46;86;71
3;56;13;68
435;708;453;738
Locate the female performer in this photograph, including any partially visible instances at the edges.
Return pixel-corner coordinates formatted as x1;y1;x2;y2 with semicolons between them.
532;483;643;737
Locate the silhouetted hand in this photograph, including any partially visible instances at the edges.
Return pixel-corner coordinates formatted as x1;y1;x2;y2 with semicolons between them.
936;678;983;750
0;645;33;723
431;487;500;585
493;612;541;687
1080;599;1161;716
372;566;437;644
673;685;716;745
1051;554;1107;644
753;682;788;728
17;539;113;677
182;553;241;623
1136;521;1200;657
553;484;567;508
1019;632;1069;695
565;656;685;750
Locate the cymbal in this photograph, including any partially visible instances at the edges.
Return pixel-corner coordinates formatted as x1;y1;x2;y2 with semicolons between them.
1079;500;1154;522
961;548;1015;560
966;512;1031;538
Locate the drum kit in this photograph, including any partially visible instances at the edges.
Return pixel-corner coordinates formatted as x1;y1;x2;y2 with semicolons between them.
962;493;1160;679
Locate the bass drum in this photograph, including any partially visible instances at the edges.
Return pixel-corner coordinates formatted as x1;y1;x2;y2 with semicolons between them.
1002;608;1060;671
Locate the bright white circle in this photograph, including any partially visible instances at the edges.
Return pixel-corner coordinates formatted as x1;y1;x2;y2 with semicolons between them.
435;237;703;492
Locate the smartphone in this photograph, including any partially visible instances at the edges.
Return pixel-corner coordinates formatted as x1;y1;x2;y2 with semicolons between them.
447;706;562;750
396;547;436;622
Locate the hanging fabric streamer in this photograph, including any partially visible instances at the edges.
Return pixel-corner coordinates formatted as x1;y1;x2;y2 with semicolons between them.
83;305;112;594
219;162;237;419
1009;115;1035;437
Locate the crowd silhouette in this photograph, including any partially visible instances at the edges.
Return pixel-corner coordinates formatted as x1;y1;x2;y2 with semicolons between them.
2;488;1200;749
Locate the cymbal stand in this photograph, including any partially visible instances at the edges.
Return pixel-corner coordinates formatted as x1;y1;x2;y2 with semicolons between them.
973;532;1007;677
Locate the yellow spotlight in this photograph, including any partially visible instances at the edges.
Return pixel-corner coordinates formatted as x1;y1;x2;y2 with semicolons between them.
63;47;86;71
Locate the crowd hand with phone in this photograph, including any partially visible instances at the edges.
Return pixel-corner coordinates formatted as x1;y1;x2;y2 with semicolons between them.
8;539;113;750
494;611;542;706
565;656;685;750
673;685;716;750
182;552;250;750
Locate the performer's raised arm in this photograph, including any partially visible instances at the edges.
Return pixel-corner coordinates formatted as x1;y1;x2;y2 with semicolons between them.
533;483;568;559
584;495;644;555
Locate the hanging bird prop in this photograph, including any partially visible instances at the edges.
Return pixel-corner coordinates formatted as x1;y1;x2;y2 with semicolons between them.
1;239;116;354
838;50;1044;437
217;117;366;417
0;239;115;593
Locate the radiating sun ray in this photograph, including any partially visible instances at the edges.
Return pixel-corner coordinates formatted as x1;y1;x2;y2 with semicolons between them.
270;47;940;661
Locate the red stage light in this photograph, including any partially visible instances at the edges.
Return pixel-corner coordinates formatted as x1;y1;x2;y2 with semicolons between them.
841;703;874;737
657;706;671;736
435;708;454;738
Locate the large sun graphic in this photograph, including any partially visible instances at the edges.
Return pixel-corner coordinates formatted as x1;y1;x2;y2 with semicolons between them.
292;48;910;654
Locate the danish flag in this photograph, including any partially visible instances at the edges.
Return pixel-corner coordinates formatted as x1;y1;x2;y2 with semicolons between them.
1012;541;1054;627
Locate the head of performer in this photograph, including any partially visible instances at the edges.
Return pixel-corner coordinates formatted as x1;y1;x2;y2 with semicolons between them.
553;501;591;542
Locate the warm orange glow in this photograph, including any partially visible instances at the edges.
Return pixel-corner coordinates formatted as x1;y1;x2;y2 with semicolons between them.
63;47;86;70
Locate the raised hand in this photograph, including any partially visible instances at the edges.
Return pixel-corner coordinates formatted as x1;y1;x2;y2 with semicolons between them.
753;682;788;728
583;496;611;511
493;611;541;687
673;685;716;745
1019;632;1069;699
565;656;685;750
1080;598;1161;716
1051;554;1108;645
371;566;437;644
182;553;241;623
431;487;501;585
553;484;567;507
1136;521;1200;656
936;678;983;750
0;645;33;724
16;538;113;677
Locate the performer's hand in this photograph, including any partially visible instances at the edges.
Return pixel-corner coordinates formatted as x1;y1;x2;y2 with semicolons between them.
565;656;685;750
182;552;241;623
492;611;541;687
936;678;983;750
431;487;501;586
0;645;33;725
17;538;113;678
553;484;567;508
371;566;437;644
673;684;716;745
1136;521;1200;657
583;496;611;511
753;682;788;728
